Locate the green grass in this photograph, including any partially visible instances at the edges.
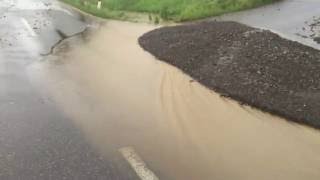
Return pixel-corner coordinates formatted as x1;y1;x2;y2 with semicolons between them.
62;0;280;22
61;0;128;20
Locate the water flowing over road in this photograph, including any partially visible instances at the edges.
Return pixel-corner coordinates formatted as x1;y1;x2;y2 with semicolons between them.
0;0;138;179
1;0;320;179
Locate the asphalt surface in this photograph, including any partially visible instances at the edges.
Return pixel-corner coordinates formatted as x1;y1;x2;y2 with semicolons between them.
214;0;320;50
0;0;139;179
2;0;320;179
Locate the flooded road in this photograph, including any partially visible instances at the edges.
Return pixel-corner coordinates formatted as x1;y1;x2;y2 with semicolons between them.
1;0;320;179
29;20;320;179
0;0;138;179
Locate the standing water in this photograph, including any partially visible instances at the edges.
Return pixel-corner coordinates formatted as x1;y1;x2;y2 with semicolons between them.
28;20;320;180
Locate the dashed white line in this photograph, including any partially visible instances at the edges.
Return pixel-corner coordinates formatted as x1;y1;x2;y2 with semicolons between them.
119;147;159;180
20;18;36;37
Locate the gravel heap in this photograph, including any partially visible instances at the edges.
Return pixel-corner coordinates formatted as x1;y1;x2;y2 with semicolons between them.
139;21;320;129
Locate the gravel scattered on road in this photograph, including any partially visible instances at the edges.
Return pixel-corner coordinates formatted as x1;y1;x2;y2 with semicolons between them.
139;21;320;129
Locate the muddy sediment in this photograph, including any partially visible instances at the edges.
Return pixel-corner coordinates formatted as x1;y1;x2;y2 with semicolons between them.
31;21;320;179
139;21;320;129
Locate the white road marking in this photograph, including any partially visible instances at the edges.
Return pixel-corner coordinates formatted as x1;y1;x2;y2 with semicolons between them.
119;147;159;180
20;18;36;37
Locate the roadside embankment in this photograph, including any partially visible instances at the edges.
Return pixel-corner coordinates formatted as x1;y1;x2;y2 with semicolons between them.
139;21;320;129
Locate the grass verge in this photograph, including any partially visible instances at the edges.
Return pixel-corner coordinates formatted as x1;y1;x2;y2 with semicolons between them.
61;0;281;22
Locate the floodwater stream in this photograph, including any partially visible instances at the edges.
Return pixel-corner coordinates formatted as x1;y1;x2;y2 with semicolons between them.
28;19;320;180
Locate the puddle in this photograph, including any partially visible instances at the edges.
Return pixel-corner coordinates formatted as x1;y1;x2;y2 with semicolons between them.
28;20;320;180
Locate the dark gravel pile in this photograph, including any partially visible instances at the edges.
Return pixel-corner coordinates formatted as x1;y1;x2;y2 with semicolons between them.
139;21;320;129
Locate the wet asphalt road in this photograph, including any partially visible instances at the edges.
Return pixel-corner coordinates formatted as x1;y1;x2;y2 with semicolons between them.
215;0;320;49
2;0;320;179
0;0;139;179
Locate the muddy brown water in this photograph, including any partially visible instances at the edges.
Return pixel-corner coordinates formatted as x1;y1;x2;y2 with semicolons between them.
28;21;320;179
